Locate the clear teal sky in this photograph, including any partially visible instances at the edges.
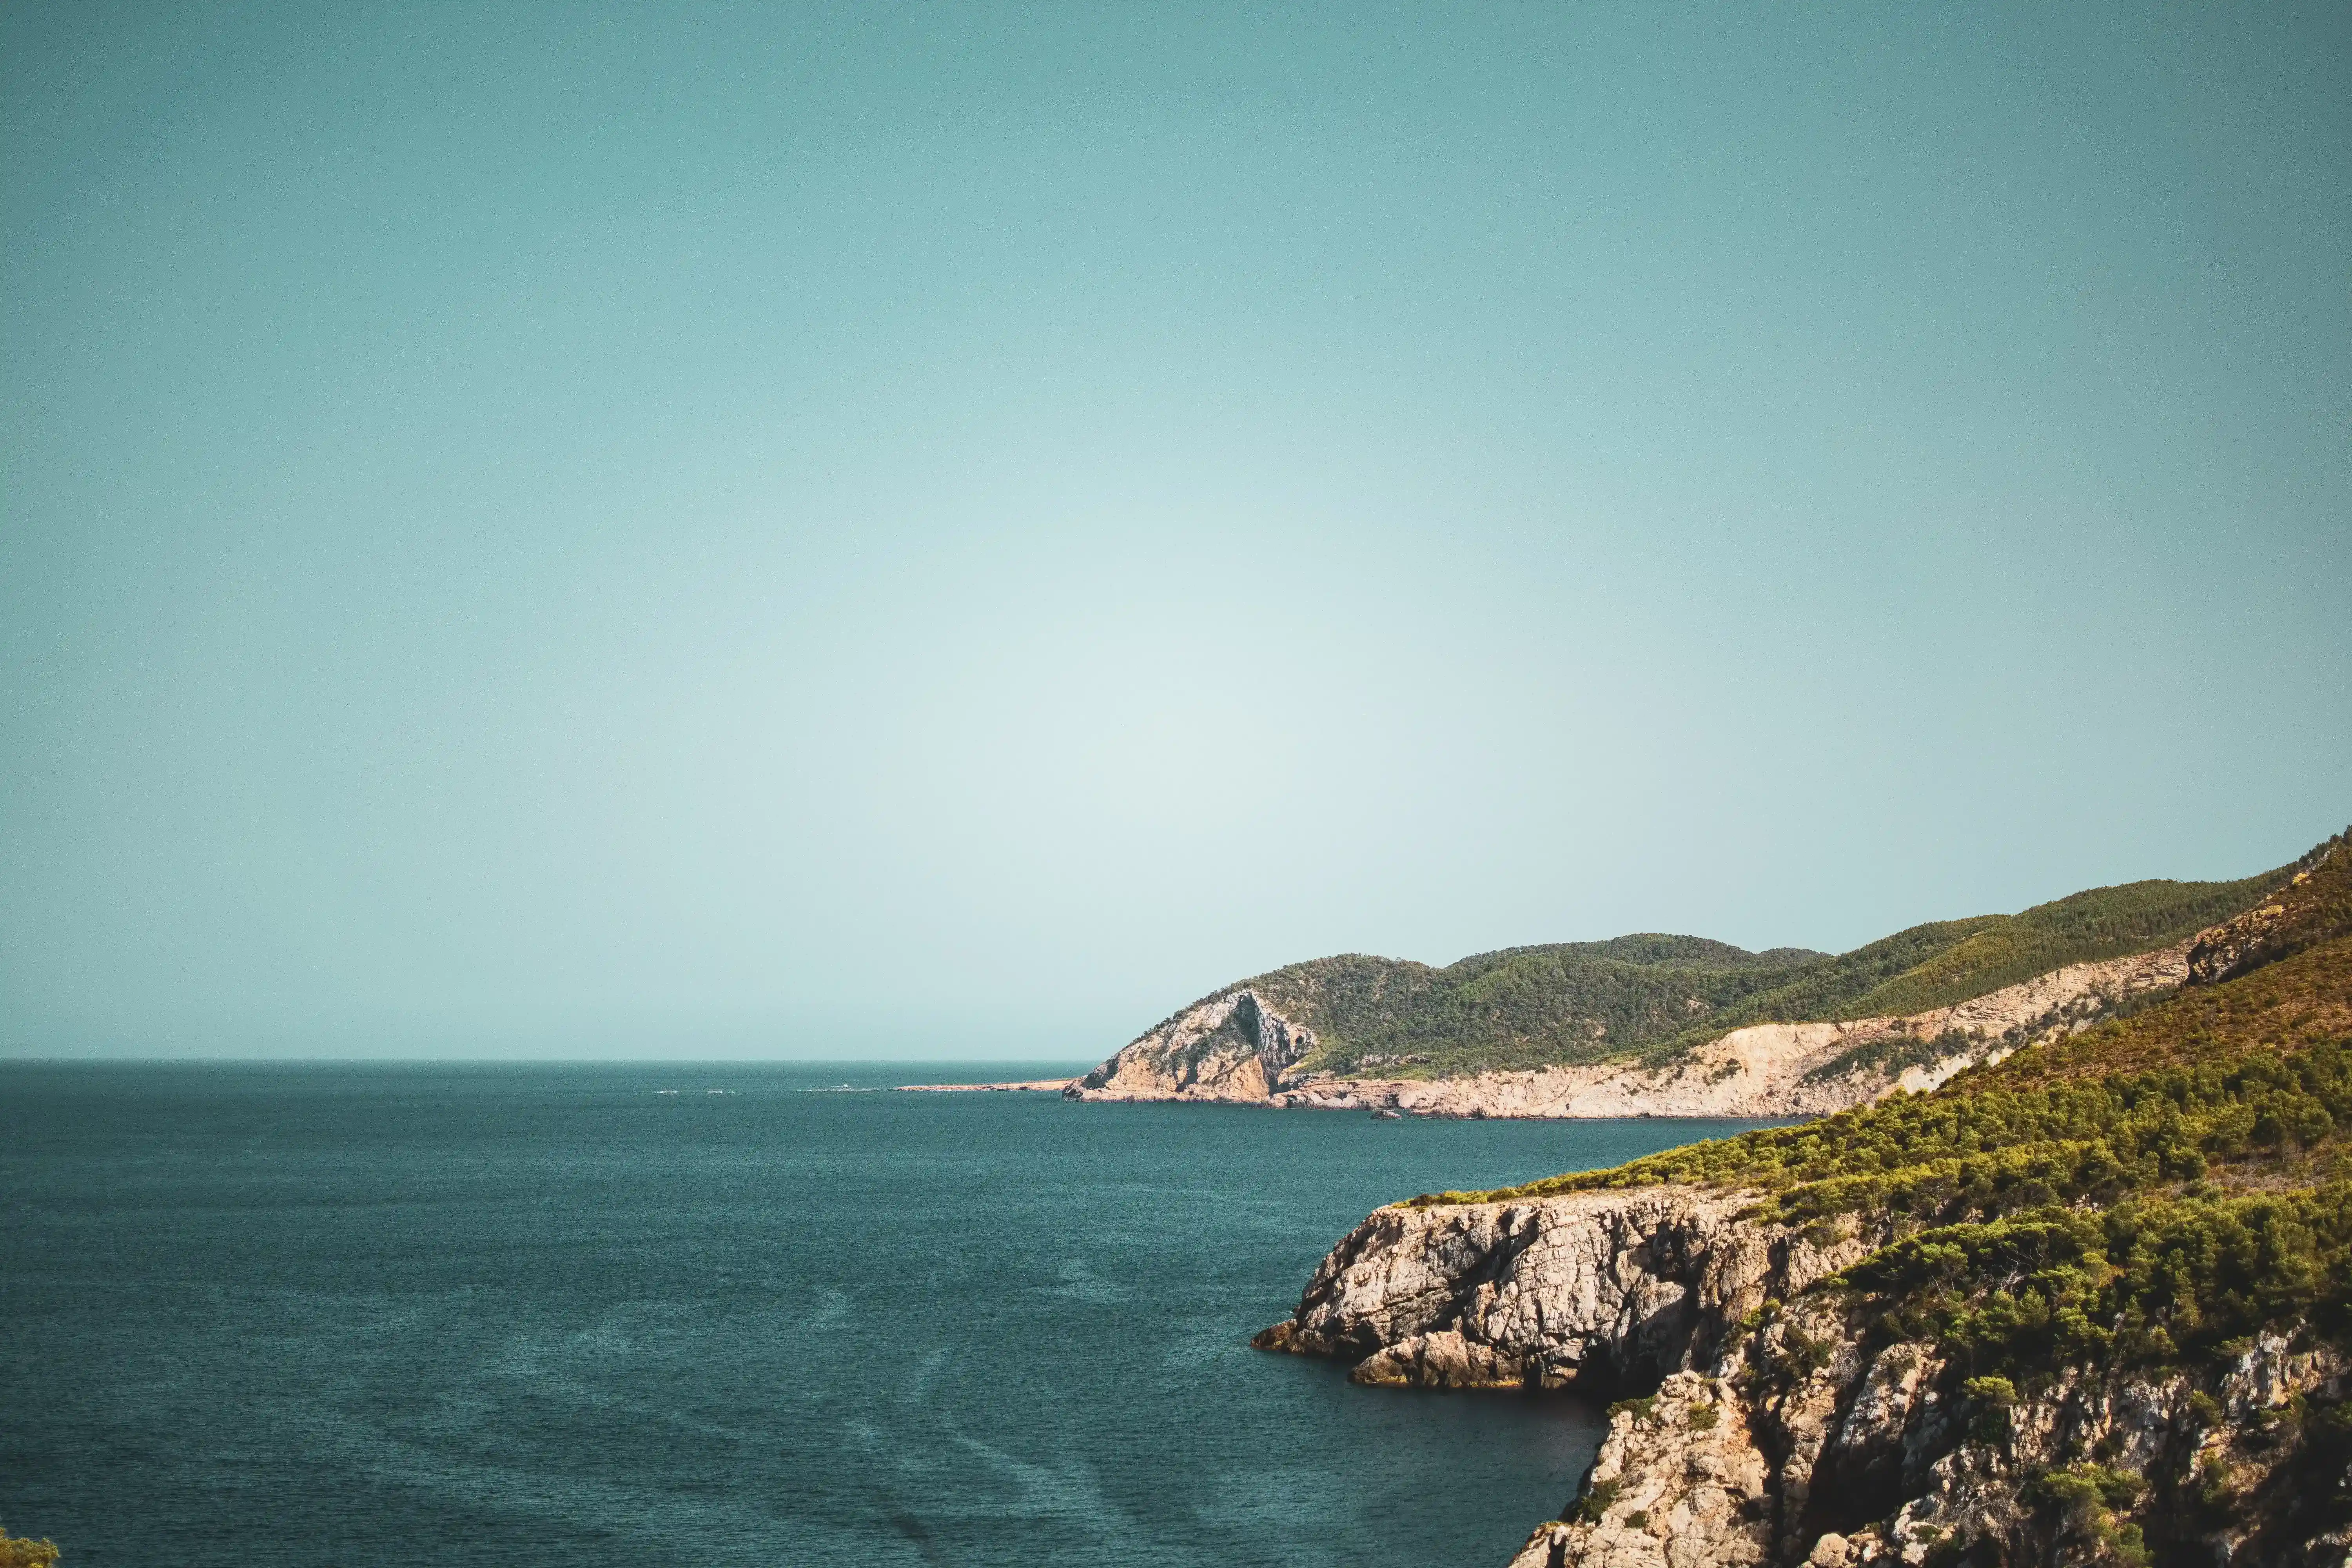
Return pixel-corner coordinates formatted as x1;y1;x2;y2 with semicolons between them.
4;3;2347;1059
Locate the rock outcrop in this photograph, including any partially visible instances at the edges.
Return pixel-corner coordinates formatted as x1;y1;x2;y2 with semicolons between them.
1069;944;2190;1119
1253;1187;1871;1392
1256;1186;2352;1568
1508;1321;2348;1568
1067;986;1318;1103
2189;838;2345;987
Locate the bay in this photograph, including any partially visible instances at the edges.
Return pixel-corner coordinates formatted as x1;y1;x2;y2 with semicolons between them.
0;1062;1777;1566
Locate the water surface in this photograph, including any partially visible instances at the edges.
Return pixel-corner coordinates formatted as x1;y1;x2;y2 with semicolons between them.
0;1063;1777;1566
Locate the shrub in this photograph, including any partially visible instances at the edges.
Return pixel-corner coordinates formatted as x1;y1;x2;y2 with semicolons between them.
0;1527;59;1568
1964;1374;2020;1441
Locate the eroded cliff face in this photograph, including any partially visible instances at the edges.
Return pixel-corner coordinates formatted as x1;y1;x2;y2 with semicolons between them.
1252;1189;1874;1393
1069;944;2189;1119
1512;1323;2348;1568
1068;987;1318;1103
1256;1189;2352;1568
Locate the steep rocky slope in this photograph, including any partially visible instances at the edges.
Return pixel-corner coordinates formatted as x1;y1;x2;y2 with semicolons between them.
1255;830;2352;1567
1070;864;2284;1118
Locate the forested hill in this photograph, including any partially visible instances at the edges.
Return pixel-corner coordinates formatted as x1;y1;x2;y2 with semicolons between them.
1203;858;2300;1079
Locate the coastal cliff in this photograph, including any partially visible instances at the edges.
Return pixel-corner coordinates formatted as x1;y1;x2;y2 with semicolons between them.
1255;831;2352;1566
1259;1185;2349;1567
1251;1185;1858;1392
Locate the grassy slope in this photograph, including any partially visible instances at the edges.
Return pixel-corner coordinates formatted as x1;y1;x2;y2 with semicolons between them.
1436;831;2352;1397
1202;861;2292;1077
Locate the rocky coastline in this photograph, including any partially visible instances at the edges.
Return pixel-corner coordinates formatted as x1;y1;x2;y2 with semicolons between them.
1067;942;2191;1120
1255;1184;2345;1568
1245;838;2352;1566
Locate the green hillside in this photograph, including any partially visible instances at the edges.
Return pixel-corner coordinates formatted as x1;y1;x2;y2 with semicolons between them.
1201;859;2293;1078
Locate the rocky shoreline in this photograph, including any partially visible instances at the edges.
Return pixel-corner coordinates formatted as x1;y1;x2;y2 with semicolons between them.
1240;841;2352;1566
1254;1185;2344;1568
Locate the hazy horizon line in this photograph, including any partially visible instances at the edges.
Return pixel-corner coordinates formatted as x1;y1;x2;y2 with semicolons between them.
0;1054;1099;1067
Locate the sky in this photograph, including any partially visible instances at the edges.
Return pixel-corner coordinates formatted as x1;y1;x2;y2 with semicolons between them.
3;2;2347;1060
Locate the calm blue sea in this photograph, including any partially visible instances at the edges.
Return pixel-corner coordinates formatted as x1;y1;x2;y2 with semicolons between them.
0;1063;1775;1566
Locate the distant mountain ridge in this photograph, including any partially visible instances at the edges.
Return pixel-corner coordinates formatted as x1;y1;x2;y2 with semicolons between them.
1072;857;2298;1108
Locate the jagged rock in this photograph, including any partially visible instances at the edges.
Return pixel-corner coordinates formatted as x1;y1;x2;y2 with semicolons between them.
1064;987;1315;1103
1267;1189;1876;1392
1817;1342;1943;1518
1349;1329;1535;1390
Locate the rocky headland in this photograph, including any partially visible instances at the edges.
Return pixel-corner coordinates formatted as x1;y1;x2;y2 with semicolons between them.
1258;1183;2345;1567
1070;945;2191;1120
1250;832;2352;1566
1065;862;2290;1123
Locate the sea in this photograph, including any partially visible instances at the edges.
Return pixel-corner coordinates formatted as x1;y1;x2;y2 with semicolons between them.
0;1062;1781;1567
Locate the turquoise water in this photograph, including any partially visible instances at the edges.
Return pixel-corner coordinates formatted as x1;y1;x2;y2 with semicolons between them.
0;1063;1774;1566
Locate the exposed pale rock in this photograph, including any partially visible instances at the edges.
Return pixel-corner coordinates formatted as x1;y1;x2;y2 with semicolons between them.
1349;1329;1534;1390
1065;987;1314;1103
1265;1188;1865;1392
1570;1371;1774;1568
